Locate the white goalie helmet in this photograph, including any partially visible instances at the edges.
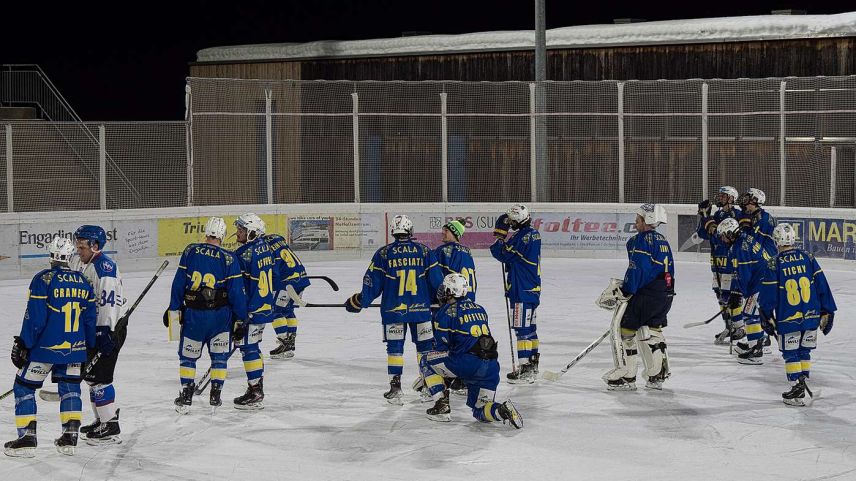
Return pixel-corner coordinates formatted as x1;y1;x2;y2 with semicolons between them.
390;214;414;237
637;203;667;227
716;217;741;241
716;186;739;206
49;237;75;265
506;203;531;225
235;213;266;240
439;273;470;301
773;223;797;248
739;187;766;207
204;217;227;240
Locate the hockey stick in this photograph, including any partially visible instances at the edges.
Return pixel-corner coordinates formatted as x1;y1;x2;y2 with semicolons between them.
307;276;339;291
0;388;12;401
501;263;518;374
286;285;381;308
682;309;723;329
541;329;611;381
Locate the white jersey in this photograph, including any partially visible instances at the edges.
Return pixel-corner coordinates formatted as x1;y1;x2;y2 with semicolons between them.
71;252;126;330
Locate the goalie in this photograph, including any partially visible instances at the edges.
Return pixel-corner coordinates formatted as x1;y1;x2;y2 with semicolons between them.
598;204;674;391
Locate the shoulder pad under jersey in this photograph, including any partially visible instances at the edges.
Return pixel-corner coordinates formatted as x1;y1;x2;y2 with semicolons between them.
379;246;389;260
39;270;55;284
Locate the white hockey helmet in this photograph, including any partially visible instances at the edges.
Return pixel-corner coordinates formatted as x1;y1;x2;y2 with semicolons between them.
739;188;766;207
49;237;75;265
716;217;741;242
235;213;265;240
637;203;667;227
506;203;530;225
715;186;738;207
773;223;797;248
438;273;470;302
204;217;227;240
390;215;414;237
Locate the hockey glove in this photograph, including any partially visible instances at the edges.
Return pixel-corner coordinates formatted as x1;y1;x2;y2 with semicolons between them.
345;293;362;313
820;312;834;335
231;320;248;343
697;199;712;217
493;214;510;239
759;310;777;337
162;309;182;327
11;336;28;369
95;326;115;356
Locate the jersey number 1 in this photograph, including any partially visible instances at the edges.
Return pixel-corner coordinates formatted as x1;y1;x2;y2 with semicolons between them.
62;302;81;333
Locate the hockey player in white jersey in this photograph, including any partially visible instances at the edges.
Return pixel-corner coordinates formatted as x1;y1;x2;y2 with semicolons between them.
72;225;126;445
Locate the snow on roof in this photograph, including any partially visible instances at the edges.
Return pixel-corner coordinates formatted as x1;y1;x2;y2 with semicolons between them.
197;12;856;63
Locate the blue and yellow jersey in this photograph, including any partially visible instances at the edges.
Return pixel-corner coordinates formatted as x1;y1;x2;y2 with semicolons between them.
235;237;277;318
739;208;777;254
360;239;443;325
697;207;741;276
729;231;776;297
432;300;491;357
622;230;674;295
20;266;97;364
759;248;837;334
434;241;476;302
170;242;248;321
264;233;310;292
490;226;541;305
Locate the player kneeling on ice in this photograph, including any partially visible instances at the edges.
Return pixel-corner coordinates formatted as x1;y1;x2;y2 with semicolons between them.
417;273;522;428
599;204;674;391
758;224;837;407
5;238;97;457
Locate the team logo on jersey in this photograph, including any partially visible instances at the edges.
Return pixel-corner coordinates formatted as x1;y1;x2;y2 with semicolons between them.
101;261;114;273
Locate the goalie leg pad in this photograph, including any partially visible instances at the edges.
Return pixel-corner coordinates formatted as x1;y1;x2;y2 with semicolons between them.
640;328;670;380
603;328;639;382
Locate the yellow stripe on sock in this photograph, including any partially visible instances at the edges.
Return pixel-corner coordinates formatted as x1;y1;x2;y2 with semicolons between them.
244;359;264;373
730;306;742;316
801;360;811;372
387;355;404;367
15;415;36;428
179;367;196;379
530;339;540;350
785;362;803;374
482;403;496;422
516;340;529;351
211;368;227;381
60;411;82;424
425;374;445;390
746;324;763;335
286;318;298;328
272;317;289;329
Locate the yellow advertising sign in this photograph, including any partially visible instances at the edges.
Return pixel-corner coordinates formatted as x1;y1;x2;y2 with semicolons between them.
157;214;288;257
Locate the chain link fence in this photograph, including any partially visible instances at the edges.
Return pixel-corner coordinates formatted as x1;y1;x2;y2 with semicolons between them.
2;76;856;212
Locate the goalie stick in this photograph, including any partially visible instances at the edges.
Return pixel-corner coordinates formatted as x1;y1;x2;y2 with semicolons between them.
286;285;381;308
541;329;611;382
682;309;723;329
39;260;170;402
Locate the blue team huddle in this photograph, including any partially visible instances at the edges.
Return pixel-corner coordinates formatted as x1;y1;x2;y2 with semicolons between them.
4;196;838;457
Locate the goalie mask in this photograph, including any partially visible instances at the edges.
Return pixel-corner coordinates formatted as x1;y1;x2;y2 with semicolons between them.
637;203;667;228
235;213;265;241
49;237;75;266
715;186;738;207
506;203;531;227
438;273;470;303
204;217;227;240
773;223;797;249
716;217;741;244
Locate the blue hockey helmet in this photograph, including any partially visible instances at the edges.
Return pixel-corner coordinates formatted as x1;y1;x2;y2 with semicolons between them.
75;225;107;249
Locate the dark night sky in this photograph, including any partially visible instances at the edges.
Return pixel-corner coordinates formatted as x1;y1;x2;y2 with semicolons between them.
1;0;852;121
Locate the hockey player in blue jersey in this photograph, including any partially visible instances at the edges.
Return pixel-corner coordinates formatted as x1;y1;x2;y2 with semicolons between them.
345;214;443;404
5;238;97;457
231;213;277;410
490;204;541;384
165;217;249;413
738;188;777;254
418;273;522;428
716;217;776;364
435;219;476;302
264;231;310;359
73;225;126;445
600;204;674;391
759;223;837;406
697;186;744;344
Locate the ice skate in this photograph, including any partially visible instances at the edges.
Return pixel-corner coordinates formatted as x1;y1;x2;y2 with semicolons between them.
737;340;764;365
174;383;195;415
234;379;265;410
506;362;536;384
54;420;80;456
85;409;122;445
210;384;223;409
426;390;451;422
79;418;101;436
384;375;403;405
269;333;295;360
4;421;36;458
606;376;637;391
783;377;814;407
498;400;523;429
448;377;467;396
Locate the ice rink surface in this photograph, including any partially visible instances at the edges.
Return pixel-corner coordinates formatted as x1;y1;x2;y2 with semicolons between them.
0;257;854;481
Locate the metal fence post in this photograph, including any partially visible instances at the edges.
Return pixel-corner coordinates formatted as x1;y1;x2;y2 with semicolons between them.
5;124;12;212
830;146;837;207
701;82;709;201
352;92;360;203
98;124;106;210
529;83;536;203
265;89;274;204
184;83;194;207
617;82;625;204
779;80;787;206
440;92;448;203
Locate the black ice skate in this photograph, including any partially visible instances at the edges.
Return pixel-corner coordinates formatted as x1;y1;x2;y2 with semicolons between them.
54;420;80;456
234;379;265;410
737;340;764;365
448;377;467;396
498;400;524;429
646;366;669;390
384;375;403;405
426;390;451;422
270;333;295;360
506;362;536;384
85;409;122;445
783;376;814;407
606;376;637;391
174;383;195;415
79;418;101;436
210;383;223;408
4;421;36;458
